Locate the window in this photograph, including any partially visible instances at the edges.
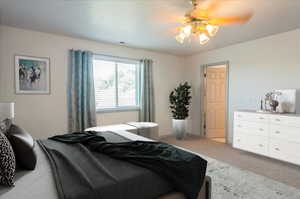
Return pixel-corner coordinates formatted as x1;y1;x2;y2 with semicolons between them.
93;55;140;111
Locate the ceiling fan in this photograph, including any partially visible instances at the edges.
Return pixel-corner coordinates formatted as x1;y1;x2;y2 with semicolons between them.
175;0;253;44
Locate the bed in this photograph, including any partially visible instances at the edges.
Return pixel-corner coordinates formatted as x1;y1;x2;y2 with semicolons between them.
0;130;211;199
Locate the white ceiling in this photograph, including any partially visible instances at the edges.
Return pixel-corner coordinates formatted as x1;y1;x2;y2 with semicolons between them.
0;0;299;56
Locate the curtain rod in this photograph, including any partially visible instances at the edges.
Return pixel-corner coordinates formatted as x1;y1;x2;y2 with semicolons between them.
93;53;141;62
69;49;149;62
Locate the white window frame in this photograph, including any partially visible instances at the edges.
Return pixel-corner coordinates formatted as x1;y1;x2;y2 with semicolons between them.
93;54;140;113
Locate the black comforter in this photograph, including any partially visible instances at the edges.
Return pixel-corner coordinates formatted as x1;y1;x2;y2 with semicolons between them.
38;131;207;199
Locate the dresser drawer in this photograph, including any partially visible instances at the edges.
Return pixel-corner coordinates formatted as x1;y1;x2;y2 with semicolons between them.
234;112;269;123
270;125;300;143
234;121;269;137
233;133;268;156
233;133;248;150
246;135;268;156
234;112;248;120
234;111;300;165
270;115;300;127
269;139;300;165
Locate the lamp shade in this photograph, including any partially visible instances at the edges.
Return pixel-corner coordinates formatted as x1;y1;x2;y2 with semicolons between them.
0;103;15;119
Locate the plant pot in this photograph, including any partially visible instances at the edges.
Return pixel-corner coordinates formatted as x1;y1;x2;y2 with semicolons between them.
172;119;187;140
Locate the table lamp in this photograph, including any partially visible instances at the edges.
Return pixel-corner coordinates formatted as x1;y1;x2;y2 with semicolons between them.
0;102;15;120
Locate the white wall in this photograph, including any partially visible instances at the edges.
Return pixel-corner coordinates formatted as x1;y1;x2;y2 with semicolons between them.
185;28;300;144
2;25;299;142
0;25;186;139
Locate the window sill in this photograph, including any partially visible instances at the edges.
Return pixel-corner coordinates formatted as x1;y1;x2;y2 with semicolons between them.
96;107;140;113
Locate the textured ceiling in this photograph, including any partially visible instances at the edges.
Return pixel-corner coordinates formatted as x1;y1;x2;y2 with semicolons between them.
0;0;299;56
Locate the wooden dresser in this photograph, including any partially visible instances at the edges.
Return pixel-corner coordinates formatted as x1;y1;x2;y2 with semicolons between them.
233;110;300;165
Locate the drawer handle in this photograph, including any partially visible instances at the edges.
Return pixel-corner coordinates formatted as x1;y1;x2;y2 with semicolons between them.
275;148;280;151
275;131;280;134
259;128;264;131
237;139;241;142
237;125;242;128
237;115;242;118
259;117;264;120
275;119;281;122
259;144;264;147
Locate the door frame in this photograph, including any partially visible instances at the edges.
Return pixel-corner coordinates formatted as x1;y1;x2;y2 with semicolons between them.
201;61;229;143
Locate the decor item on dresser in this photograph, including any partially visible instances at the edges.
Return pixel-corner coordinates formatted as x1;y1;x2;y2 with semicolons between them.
139;59;155;123
0;122;16;186
263;91;281;112
169;82;192;139
68;50;96;132
275;89;297;113
7;125;37;170
259;89;297;113
15;55;50;94
234;110;300;165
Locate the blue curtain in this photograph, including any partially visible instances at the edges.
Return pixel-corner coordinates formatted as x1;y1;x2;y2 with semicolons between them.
139;59;155;122
68;50;96;132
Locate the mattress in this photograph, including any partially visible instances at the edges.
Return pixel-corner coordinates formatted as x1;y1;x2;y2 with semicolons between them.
0;130;210;199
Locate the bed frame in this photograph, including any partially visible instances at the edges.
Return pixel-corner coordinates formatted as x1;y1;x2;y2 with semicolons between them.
159;176;211;199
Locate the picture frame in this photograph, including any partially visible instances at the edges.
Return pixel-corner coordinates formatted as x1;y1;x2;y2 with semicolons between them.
15;55;50;94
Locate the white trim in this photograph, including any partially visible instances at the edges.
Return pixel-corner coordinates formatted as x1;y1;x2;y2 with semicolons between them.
94;54;140;65
201;61;229;144
97;106;140;113
93;54;141;111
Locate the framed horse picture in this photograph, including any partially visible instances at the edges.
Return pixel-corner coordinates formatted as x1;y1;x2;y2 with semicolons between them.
15;55;50;94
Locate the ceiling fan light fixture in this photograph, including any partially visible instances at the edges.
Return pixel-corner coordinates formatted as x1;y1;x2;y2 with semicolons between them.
182;24;192;37
175;33;186;44
175;0;253;45
206;24;219;37
199;33;210;45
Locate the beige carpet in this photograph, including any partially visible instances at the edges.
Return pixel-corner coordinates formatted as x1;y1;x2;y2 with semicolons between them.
209;138;226;143
161;136;300;189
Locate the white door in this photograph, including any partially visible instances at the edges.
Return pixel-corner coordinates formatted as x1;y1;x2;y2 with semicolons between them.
204;65;227;138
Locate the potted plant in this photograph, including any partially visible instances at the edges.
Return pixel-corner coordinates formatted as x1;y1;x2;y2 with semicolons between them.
169;82;192;139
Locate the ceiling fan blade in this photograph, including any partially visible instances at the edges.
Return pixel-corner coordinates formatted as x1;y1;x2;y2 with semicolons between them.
167;15;187;23
190;0;223;19
191;0;253;21
208;12;253;25
172;26;183;34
